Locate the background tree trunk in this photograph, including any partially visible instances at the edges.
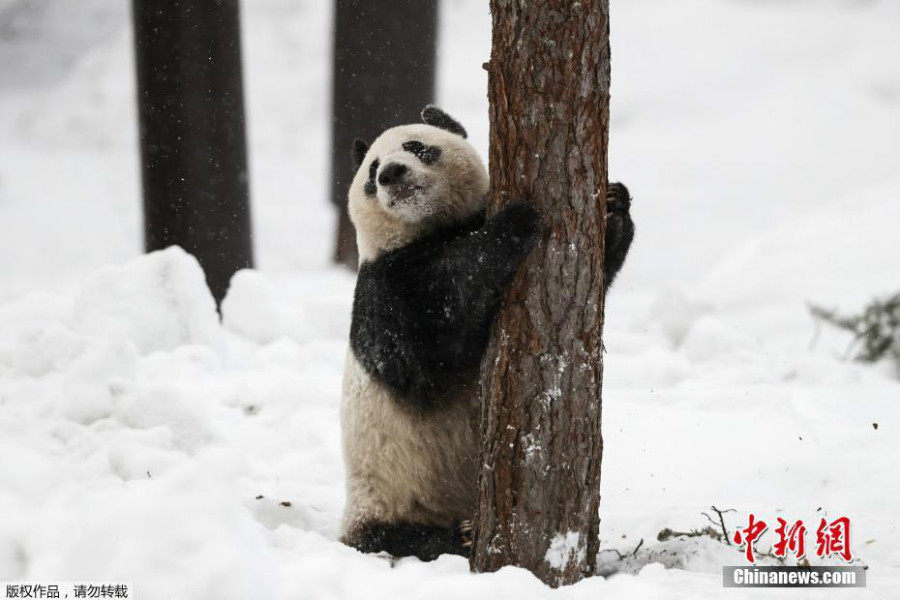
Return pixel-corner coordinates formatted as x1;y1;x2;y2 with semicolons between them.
471;0;611;587
330;0;438;269
133;0;253;306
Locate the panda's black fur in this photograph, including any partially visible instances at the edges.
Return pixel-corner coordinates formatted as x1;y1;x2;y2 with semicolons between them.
351;203;539;408
340;106;634;562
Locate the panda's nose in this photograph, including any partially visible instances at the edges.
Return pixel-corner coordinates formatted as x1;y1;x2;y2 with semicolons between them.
378;163;408;186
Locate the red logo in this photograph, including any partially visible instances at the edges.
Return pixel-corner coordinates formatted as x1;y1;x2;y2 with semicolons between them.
732;513;768;563
816;517;852;562
733;514;852;564
773;518;807;559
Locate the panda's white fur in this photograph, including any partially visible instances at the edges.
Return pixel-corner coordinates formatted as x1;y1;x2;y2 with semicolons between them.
340;121;489;548
341;351;479;531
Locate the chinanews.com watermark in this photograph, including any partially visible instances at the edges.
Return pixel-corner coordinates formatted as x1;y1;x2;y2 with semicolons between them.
724;513;865;589
724;566;865;588
1;582;131;599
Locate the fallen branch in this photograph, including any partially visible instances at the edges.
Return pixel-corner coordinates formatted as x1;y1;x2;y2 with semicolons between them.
701;505;736;546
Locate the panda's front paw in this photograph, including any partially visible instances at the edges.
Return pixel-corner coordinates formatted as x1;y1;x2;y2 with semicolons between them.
604;181;635;286
606;182;632;215
492;201;541;246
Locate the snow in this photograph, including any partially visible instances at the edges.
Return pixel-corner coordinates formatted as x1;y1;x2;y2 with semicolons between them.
70;247;222;354
1;0;899;598
545;532;586;571
222;269;310;345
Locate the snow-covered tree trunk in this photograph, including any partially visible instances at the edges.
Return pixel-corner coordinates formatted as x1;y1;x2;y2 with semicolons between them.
471;0;611;587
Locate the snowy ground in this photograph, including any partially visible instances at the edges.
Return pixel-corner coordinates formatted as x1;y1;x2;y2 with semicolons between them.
1;0;899;598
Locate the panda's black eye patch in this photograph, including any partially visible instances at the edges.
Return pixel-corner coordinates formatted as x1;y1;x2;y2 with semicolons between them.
365;159;379;196
402;140;441;165
402;141;425;154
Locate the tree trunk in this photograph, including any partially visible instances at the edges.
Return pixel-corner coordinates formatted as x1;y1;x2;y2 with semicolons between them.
471;0;611;587
330;0;438;269
133;0;254;306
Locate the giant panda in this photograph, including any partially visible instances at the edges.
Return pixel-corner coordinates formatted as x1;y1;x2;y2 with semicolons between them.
340;106;634;561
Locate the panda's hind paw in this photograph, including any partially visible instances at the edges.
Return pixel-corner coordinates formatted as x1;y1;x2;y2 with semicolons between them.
456;519;473;549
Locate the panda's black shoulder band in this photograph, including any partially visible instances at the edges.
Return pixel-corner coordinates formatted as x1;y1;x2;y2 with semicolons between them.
349;204;540;409
421;105;467;139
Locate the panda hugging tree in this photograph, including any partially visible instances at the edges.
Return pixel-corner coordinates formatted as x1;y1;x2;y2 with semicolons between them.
340;0;625;588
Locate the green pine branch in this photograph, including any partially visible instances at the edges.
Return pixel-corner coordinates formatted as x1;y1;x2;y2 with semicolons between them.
809;292;900;369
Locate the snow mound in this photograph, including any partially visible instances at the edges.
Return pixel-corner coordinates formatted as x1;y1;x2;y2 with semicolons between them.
25;452;278;600
70;246;221;354
113;383;216;453
222;269;309;344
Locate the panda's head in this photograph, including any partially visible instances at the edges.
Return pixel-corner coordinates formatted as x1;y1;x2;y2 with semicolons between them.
348;106;489;262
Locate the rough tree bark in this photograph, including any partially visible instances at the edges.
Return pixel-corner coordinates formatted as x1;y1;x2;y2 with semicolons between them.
471;0;611;587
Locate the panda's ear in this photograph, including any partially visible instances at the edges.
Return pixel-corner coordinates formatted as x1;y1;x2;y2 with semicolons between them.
421;105;467;139
352;138;370;172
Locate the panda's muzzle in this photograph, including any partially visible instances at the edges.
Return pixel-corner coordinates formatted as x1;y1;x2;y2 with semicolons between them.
378;162;424;203
378;163;408;187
